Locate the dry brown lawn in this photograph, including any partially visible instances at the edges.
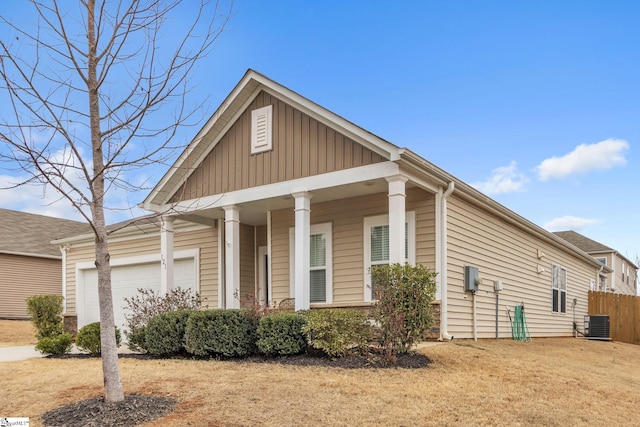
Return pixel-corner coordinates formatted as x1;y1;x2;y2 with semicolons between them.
0;319;36;346
1;319;639;426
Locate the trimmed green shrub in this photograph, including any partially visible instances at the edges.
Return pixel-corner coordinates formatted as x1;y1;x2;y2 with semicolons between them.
123;287;204;352
26;295;64;339
257;312;307;356
76;322;122;355
371;263;437;363
35;333;74;356
144;310;193;356
185;310;258;358
301;309;371;358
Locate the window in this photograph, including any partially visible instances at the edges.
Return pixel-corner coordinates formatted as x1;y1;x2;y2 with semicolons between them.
552;264;567;314
595;257;607;266
289;223;332;304
251;105;272;154
364;212;416;301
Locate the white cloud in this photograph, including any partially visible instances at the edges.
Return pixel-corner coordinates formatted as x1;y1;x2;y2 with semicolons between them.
471;161;529;195
536;138;629;181
543;216;599;231
0;146;148;224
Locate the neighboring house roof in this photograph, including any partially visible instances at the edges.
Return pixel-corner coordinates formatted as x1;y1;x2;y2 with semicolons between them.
52;214;171;246
0;209;90;258
554;230;636;270
553;230;613;253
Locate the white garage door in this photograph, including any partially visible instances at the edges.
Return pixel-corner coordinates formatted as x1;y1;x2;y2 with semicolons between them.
79;257;196;332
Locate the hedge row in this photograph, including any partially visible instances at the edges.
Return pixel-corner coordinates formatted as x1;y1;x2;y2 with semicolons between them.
135;308;371;359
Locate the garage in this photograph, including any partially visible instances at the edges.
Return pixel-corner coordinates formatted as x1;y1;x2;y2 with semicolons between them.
77;251;198;332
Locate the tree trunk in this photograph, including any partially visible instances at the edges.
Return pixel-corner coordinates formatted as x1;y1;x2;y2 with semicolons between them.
87;0;124;403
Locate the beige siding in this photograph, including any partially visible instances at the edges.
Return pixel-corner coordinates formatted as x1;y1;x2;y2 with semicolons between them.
239;224;255;307
446;195;597;339
0;254;62;319
64;225;218;314
612;254;637;296
270;188;436;306
171;91;386;203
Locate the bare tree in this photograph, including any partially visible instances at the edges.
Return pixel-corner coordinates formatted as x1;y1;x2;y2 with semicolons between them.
0;0;231;402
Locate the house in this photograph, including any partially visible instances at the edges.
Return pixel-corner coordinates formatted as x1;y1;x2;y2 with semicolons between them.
0;209;89;319
554;230;638;296
56;70;609;339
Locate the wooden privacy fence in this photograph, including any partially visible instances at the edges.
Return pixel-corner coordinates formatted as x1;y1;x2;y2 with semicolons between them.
588;291;640;345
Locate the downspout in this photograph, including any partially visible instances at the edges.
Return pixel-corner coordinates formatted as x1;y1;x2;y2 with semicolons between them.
439;181;455;341
59;245;69;314
611;252;618;292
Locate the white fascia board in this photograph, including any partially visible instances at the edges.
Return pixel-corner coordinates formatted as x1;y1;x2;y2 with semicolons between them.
162;162;401;214
76;248;199;271
54;222;211;247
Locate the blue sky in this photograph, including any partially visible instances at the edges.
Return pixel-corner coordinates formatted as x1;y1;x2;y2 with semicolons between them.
1;1;638;265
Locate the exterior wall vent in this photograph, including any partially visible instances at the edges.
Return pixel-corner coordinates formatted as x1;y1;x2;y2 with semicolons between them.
251;105;273;154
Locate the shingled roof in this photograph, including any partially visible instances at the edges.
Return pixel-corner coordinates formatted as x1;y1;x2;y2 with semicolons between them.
553;230;614;254
0;209;91;258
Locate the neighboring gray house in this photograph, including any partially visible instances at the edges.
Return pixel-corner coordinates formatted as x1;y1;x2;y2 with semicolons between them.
554;230;638;296
0;209;89;319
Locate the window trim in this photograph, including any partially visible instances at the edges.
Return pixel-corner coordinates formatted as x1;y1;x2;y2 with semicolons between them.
552;264;567;314
363;211;416;302
289;222;333;304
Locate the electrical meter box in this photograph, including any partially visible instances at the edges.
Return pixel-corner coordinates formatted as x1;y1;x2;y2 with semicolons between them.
464;266;479;292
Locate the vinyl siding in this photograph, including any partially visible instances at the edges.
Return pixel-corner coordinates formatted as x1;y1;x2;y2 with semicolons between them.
612;254;637;296
446;195;596;339
0;254;62;319
270;188;435;305
170;91;385;203
64;225;218;314
239;224;255;307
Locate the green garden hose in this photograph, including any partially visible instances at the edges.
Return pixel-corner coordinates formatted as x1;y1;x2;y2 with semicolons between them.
510;305;531;342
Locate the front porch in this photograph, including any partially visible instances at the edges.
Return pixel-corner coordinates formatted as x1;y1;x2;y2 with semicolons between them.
157;172;448;312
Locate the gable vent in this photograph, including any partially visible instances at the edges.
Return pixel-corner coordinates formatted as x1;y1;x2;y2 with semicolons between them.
251;105;273;154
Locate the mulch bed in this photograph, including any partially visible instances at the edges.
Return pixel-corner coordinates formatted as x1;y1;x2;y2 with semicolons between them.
41;393;176;427
43;350;430;426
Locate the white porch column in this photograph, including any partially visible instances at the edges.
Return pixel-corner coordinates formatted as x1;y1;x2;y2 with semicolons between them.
160;216;175;294
387;175;408;264
293;192;312;311
224;205;241;309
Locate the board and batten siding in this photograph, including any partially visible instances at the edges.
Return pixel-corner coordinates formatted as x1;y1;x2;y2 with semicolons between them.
446;195;597;339
270;188;436;306
64;225;218;315
0;254;62;319
170;91;386;203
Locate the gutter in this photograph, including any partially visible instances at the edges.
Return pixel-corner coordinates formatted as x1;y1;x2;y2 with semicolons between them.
439;181;455;341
